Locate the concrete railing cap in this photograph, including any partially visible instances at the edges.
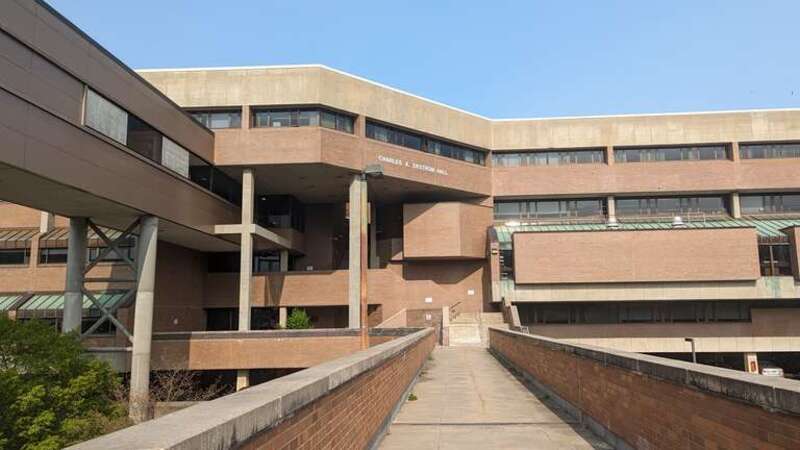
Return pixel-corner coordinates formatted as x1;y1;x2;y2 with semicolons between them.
490;327;800;416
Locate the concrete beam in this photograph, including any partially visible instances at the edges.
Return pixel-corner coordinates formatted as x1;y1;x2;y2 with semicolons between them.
63;217;87;333
129;216;159;423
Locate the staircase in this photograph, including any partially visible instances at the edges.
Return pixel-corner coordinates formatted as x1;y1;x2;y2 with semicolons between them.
448;312;508;347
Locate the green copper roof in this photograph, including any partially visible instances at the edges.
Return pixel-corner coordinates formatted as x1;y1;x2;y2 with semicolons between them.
0;294;25;311
494;218;800;249
19;292;127;311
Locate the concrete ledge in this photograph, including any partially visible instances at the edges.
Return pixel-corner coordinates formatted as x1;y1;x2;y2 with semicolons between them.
70;328;433;450
490;327;800;416
151;327;424;340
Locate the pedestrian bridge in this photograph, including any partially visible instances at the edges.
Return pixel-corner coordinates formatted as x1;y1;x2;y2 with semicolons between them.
72;328;800;449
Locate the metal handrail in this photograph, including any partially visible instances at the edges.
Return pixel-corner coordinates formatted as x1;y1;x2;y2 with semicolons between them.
448;301;462;321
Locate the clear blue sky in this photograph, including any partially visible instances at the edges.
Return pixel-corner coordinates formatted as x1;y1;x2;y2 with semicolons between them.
49;0;800;118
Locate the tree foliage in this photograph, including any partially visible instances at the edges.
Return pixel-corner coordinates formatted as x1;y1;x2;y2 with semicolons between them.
285;308;312;329
0;317;128;450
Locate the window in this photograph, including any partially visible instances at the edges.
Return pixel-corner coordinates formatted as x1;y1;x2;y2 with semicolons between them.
759;243;792;276
494;199;605;221
255;195;305;231
740;142;800;160
365;120;487;165
252;107;354;133
519;301;753;325
254;252;280;273
126;114;162;163
493;149;604;167
39;248;68;264
0;249;29;265
615;145;729;163
190;109;242;129
615;196;728;218
740;193;800;215
499;249;514;280
83;89;241;206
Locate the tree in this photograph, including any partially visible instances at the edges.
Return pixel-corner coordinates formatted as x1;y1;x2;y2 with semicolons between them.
285;308;312;329
0;317;128;450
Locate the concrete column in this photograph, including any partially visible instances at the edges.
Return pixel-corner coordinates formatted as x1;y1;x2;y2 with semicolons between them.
744;352;759;374
279;249;289;272
129;215;158;423
605;146;615;165
348;175;364;328
606;196;616;221
236;370;249;391
279;307;288;328
63;217;87;334
239;169;255;331
731;142;741;162
731;192;742;218
369;203;378;268
39;212;54;234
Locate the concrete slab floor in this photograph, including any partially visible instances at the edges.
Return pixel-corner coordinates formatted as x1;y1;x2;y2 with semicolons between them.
378;347;611;450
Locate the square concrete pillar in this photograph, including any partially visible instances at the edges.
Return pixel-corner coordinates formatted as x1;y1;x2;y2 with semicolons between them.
606;196;616;221
239;169;255;331
279;249;289;272
731;192;742;219
279;307;288;328
731;142;741;162
605;146;615;165
348;175;366;329
369;203;378;268
39;211;54;234
129;215;158;423
63;217;87;334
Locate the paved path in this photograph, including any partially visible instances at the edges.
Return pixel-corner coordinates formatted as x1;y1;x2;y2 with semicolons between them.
379;347;610;450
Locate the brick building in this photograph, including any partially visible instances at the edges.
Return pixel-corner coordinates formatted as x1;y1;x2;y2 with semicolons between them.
2;0;800;413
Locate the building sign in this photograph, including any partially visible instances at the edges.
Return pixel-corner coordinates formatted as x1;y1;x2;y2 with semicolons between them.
378;155;449;176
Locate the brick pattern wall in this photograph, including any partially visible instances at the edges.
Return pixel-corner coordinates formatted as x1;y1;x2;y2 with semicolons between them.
491;330;800;449
239;331;435;449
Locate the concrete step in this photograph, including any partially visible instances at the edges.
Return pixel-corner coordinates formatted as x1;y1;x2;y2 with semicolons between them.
451;312;479;324
480;312;505;324
449;323;482;346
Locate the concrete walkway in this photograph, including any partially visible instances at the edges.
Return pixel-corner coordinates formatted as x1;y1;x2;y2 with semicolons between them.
379;347;611;450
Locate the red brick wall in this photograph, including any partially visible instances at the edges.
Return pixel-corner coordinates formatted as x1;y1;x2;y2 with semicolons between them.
240;330;435;449
490;329;800;449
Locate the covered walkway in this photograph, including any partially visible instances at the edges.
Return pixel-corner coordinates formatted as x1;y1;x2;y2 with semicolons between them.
379;346;610;450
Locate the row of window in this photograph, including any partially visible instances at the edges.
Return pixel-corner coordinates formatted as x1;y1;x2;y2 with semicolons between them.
518;301;755;325
0;245;135;266
84;89;242;205
493;149;604;167
494;199;605;221
252;108;354;133
614;145;728;163
492;143;800;167
494;193;800;221
365;121;487;165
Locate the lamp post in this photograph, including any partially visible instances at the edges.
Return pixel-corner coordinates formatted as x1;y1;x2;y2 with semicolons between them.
359;164;383;349
684;337;697;363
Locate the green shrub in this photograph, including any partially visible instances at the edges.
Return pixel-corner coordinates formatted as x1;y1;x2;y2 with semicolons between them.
0;317;128;449
285;308;312;329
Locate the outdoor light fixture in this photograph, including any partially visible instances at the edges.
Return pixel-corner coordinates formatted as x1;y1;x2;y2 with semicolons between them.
363;164;385;179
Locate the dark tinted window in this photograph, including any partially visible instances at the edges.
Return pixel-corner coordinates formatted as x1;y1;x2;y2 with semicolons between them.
190;109;242;129
494;198;605;221
615;145;728;163
493;149;604;167
615;196;728;218
0;249;29;265
252;107;354;133
740;143;800;159
365;120;486;165
39;248;68;264
740;193;800;215
126;115;162;162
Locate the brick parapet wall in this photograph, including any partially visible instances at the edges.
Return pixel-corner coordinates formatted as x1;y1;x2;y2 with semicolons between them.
490;328;800;449
70;328;435;450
